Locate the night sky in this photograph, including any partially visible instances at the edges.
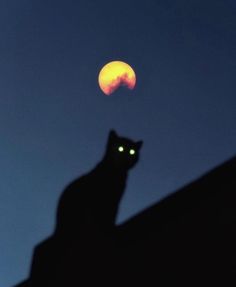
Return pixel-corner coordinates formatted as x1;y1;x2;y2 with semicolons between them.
1;1;236;286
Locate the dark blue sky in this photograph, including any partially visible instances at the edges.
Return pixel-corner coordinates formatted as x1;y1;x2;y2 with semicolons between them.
1;0;236;285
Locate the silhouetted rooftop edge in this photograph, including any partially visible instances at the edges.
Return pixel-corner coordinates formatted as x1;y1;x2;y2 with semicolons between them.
12;155;236;287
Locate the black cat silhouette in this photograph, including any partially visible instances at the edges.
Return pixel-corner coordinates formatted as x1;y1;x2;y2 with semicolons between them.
55;130;143;238
25;130;142;287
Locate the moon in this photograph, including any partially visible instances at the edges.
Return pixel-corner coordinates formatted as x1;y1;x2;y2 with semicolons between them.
98;61;136;95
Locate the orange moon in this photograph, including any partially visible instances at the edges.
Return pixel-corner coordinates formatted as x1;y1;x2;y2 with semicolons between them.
98;61;136;95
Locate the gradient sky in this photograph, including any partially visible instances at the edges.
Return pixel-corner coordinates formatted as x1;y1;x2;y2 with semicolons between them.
1;0;236;286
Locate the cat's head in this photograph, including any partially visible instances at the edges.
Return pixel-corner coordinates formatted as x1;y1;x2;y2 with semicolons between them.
105;130;143;170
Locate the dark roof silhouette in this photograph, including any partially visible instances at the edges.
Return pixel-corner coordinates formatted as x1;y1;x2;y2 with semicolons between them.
13;156;236;287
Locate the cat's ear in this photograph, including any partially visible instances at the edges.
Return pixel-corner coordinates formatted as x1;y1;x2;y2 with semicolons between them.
136;140;143;149
108;130;118;142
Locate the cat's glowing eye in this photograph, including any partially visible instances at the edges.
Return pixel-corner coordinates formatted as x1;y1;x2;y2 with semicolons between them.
118;146;124;152
129;149;135;155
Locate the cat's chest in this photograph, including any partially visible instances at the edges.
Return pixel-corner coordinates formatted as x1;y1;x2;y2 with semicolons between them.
95;168;126;188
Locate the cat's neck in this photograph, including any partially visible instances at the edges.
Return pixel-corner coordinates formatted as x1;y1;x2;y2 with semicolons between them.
98;156;128;177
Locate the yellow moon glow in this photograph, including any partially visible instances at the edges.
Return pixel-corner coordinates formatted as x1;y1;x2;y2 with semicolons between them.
98;61;136;95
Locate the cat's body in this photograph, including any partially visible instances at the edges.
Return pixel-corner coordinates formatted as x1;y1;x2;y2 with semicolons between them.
28;130;142;286
55;130;142;238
